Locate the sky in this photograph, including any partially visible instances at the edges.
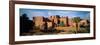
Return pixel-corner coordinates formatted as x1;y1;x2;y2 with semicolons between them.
20;8;90;20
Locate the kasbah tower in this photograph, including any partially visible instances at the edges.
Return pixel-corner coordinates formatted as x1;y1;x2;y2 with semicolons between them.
33;15;89;31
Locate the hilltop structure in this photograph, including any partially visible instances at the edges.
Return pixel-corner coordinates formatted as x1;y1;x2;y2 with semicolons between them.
32;15;89;31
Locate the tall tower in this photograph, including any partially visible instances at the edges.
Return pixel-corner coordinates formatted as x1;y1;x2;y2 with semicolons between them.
34;16;44;27
60;16;69;26
49;15;60;26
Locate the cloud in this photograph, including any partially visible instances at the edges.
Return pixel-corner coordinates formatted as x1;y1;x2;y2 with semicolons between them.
20;8;90;20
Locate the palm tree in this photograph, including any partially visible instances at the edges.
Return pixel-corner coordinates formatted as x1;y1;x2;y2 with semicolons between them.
72;17;81;33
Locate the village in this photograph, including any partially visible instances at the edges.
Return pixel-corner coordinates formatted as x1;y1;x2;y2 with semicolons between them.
31;15;90;35
20;14;90;35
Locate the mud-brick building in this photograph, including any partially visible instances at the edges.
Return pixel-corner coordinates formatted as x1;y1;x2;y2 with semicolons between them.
59;16;69;26
47;22;53;28
34;16;45;27
49;16;60;25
